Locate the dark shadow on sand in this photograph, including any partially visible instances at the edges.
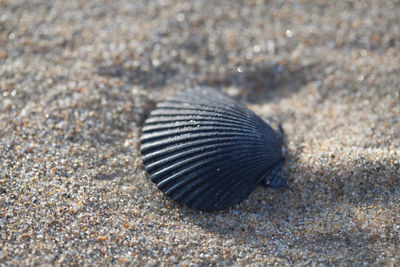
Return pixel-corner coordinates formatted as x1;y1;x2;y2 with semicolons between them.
97;62;178;88
200;62;330;104
169;154;399;263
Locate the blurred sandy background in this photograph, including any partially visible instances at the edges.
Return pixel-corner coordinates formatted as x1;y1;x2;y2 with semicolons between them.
1;0;399;265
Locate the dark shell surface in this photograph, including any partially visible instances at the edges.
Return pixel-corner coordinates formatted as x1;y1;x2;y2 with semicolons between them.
140;87;285;211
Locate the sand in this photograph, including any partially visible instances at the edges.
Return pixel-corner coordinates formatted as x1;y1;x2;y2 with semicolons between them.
1;0;399;265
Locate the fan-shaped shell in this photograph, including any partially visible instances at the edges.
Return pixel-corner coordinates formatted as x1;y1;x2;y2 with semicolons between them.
140;87;285;211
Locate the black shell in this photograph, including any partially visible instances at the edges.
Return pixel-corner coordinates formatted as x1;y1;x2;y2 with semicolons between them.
140;87;285;211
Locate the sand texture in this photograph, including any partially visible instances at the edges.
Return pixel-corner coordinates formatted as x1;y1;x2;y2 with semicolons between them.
1;0;399;265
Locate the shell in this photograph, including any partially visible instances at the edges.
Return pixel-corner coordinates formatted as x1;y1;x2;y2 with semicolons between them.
140;87;285;211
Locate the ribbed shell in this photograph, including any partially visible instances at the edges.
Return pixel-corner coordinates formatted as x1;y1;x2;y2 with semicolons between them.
140;87;284;211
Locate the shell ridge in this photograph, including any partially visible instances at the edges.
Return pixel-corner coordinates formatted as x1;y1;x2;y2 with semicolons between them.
141;135;248;155
141;126;264;144
156;154;234;193
160;100;247;118
149;107;263;131
144;115;259;127
217;161;272;206
162;147;269;198
149;144;262;183
171;153;265;208
143;141;234;170
154;99;263;124
142;120;261;134
145;115;261;133
154;151;239;187
159;101;264;127
186;146;283;210
142;137;242;164
189;157;265;210
154;147;269;188
165;87;266;128
193;152;269;210
141;130;259;146
144;140;268;173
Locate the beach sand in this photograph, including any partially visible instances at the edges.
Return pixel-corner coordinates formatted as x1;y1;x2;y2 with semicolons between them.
1;0;399;265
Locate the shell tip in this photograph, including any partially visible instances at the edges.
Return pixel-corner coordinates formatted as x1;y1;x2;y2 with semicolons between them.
265;174;287;189
277;123;285;143
262;161;287;189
